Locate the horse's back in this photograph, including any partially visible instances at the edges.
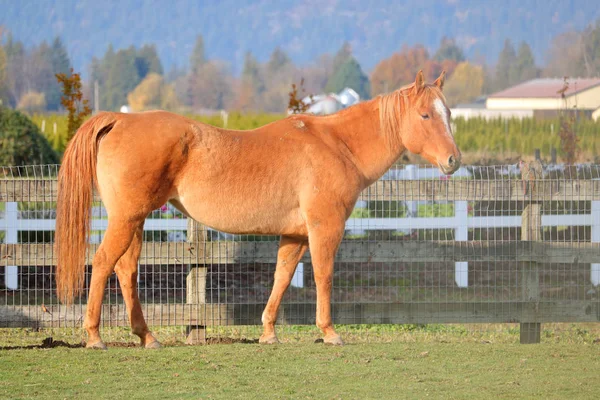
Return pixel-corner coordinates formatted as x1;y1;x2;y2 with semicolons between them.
95;110;361;236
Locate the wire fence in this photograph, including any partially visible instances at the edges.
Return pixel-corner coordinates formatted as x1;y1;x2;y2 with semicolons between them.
1;163;600;344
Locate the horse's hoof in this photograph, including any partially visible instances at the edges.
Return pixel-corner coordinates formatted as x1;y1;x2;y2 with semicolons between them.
145;340;162;349
86;341;107;350
259;335;280;345
323;335;344;346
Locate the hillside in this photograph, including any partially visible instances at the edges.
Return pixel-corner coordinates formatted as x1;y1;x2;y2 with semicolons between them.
1;0;599;75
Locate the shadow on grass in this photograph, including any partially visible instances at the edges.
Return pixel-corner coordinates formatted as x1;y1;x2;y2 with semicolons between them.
1;337;84;350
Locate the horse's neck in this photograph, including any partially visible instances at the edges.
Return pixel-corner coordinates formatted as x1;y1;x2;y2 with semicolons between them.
325;98;406;185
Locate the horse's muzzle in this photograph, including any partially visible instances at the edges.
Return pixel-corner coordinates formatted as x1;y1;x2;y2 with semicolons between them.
439;154;461;175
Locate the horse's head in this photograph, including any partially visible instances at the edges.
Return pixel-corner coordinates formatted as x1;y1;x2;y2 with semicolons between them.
401;70;461;175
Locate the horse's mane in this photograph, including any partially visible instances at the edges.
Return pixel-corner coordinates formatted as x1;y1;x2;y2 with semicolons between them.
378;82;446;152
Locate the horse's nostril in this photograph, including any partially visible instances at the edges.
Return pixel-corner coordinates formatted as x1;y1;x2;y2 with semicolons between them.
448;155;456;167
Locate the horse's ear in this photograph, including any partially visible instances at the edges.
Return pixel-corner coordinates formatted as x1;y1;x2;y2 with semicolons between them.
413;70;425;95
434;70;446;90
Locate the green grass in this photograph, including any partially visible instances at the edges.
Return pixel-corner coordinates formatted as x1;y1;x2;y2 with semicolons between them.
1;324;599;399
2;338;599;399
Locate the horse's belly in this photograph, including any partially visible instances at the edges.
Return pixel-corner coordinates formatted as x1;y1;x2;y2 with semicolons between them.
173;193;307;237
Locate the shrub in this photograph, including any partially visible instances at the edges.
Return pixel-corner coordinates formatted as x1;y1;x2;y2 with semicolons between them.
0;107;59;166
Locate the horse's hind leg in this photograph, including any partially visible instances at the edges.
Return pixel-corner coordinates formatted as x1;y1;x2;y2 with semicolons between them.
260;236;308;344
85;218;141;349
114;223;161;349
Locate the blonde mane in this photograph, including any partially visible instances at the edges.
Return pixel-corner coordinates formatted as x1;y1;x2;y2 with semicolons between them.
378;83;446;152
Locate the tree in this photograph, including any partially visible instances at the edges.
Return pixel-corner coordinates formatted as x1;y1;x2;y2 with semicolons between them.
46;37;71;110
300;53;333;95
544;31;586;78
136;44;163;77
515;41;537;82
189;35;206;73
433;37;465;62
370;45;430;96
2;33;25;107
55;68;92;145
581;19;600;77
91;44;164;110
127;72;179;111
187;61;233;110
324;57;371;100
24;42;54;109
235;51;265;110
332;41;352;72
494;39;517;90
17;91;47;113
443;62;485;106
267;47;291;75
0;107;59;166
102;47;140;110
0;33;8;106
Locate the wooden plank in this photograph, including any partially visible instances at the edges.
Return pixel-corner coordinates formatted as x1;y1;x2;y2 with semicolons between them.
2;301;598;328
3;240;600;266
3;179;600;202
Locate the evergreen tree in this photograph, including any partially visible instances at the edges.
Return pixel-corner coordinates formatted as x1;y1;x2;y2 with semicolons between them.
324;57;371;100
433;37;465;62
190;35;206;73
266;47;290;75
136;44;163;77
2;33;25;107
26;42;55;109
103;48;140;110
0;42;7;106
494;39;517;91
515;41;537;82
45;37;71;110
241;51;264;95
332;41;352;72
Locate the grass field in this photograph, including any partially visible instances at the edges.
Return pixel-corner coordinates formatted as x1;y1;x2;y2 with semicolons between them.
1;324;599;399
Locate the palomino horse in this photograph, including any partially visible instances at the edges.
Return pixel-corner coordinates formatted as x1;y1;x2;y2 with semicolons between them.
55;70;461;349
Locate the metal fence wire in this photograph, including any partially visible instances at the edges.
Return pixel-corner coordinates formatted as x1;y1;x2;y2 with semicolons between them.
1;163;599;344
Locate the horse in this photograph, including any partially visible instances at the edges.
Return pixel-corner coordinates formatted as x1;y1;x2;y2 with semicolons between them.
55;70;461;349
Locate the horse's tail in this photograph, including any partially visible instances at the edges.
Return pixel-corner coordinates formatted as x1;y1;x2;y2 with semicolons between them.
55;112;117;304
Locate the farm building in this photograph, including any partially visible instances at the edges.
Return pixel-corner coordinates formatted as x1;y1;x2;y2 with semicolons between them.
296;87;361;115
486;78;600;120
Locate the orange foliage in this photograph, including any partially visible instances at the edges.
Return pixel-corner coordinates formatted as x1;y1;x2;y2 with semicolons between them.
370;45;458;97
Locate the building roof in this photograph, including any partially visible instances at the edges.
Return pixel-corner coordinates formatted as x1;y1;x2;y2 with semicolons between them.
488;78;600;99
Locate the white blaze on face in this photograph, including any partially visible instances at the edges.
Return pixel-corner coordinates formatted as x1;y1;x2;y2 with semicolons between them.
433;98;453;137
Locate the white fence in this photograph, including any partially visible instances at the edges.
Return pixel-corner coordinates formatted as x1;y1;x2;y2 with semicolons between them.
3;165;600;290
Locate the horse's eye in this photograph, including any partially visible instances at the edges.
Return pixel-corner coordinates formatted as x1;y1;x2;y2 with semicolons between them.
421;114;430;120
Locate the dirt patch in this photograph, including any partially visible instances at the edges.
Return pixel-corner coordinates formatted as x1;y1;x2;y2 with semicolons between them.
103;341;139;348
203;337;259;345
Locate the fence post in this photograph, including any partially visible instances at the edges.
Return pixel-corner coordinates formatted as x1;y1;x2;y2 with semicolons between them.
4;202;19;290
454;201;469;288
520;203;541;344
186;218;207;344
592;200;600;286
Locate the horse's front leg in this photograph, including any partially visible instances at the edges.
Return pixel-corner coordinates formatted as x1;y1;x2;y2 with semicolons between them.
260;236;308;344
308;220;345;345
